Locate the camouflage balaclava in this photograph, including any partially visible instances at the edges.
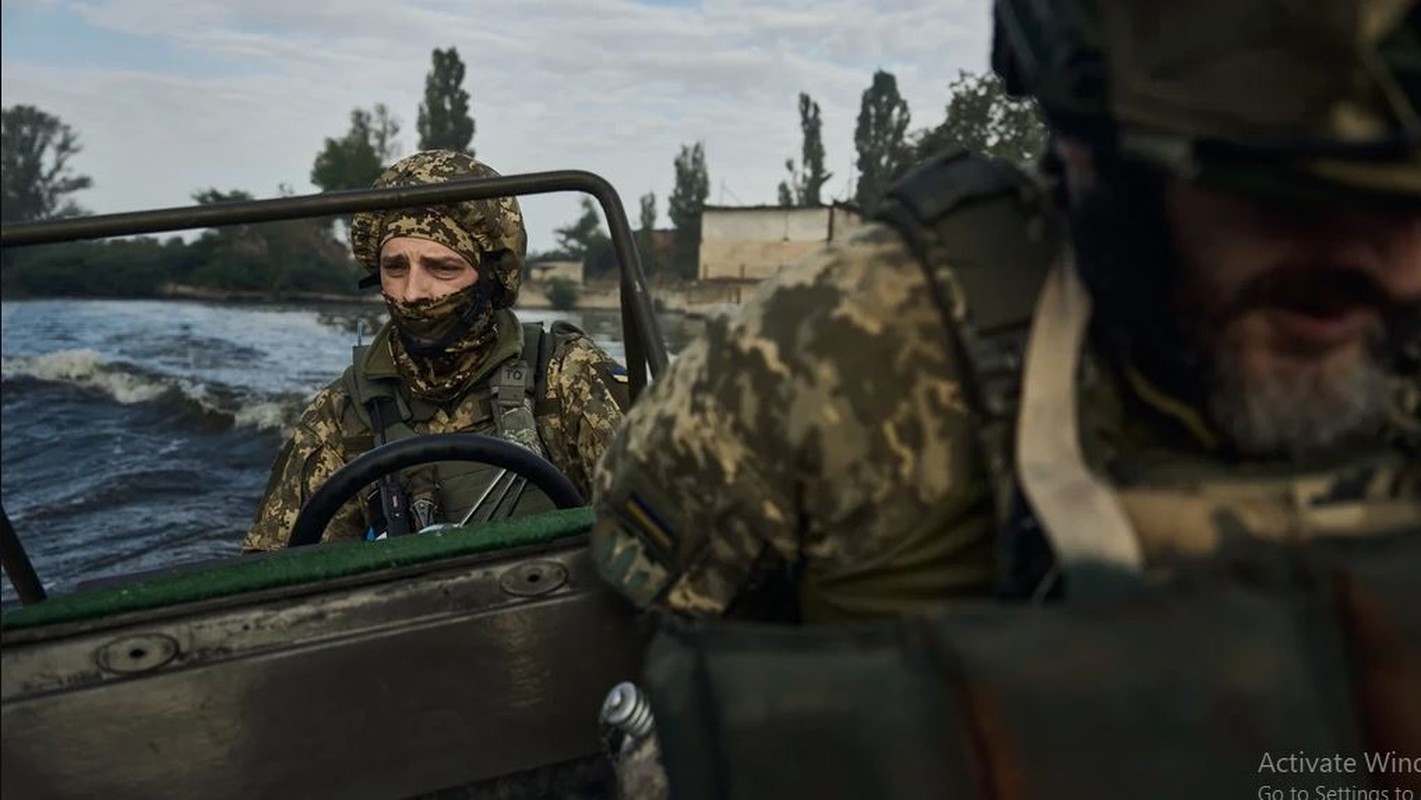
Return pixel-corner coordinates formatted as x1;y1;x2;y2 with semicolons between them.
349;151;529;403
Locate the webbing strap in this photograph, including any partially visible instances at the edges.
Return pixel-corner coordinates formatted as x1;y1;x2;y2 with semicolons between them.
366;395;413;538
1015;257;1143;592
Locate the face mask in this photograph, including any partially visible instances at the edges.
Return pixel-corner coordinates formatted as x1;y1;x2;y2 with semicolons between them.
383;283;490;355
383;282;501;402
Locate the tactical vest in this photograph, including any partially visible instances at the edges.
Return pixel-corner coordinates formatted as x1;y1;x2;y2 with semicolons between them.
341;314;578;535
637;151;1421;798
645;532;1421;799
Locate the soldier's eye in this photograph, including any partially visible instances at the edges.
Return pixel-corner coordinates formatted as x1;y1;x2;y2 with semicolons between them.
431;262;468;277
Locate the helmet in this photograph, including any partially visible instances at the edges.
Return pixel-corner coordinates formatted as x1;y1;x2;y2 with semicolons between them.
991;0;1421;206
349;150;528;308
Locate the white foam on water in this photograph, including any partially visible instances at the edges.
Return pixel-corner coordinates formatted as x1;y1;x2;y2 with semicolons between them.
231;400;300;433
2;349;302;433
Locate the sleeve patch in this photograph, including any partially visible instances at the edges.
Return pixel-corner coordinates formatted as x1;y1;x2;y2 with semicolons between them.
619;492;675;561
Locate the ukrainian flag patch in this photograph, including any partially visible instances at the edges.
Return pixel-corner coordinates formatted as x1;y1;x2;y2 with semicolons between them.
619;491;674;561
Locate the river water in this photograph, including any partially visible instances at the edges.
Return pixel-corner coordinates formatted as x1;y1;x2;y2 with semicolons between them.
0;298;702;606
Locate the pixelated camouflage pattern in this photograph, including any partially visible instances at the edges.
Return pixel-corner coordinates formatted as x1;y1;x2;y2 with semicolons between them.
244;322;628;552
591;223;998;622
590;220;1421;622
384;284;500;403
539;331;632;496
349;150;527;308
497;403;548;456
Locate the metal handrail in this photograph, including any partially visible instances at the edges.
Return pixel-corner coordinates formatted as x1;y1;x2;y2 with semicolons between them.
0;169;669;390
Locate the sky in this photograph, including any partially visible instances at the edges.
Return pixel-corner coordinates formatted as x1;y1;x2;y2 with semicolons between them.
1;0;995;253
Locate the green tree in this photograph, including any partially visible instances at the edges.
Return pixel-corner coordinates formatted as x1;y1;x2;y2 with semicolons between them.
1;237;196;298
554;198;617;280
637;191;658;278
189;188;275;291
777;93;832;207
191;188;255;205
191;187;353;293
309;105;399;232
310;104;401;194
668;142;709;282
555;198;602;257
417;47;475;154
908;71;1046;171
545;277;580;311
777;166;796;207
853;70;912;212
1;105;93;223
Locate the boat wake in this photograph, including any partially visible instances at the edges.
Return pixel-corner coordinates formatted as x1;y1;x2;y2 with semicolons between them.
1;349;307;433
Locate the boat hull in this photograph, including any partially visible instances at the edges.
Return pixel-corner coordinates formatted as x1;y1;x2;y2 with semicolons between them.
2;538;643;799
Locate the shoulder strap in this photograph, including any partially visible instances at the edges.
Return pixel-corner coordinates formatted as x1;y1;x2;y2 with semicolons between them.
344;344;412;538
521;320;553;407
876;148;1054;330
534;319;593;414
874;149;1064;600
486;322;551;456
345;345;407;444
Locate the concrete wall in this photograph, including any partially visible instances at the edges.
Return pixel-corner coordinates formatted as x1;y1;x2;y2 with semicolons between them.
697;205;865;282
702;206;830;243
829;205;864;241
698;240;824;281
699;207;829;282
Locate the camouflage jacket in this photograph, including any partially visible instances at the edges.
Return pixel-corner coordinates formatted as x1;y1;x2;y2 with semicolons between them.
590;176;1420;624
244;312;628;552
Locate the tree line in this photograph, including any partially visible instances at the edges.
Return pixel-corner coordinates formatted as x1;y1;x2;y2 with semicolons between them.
1;47;479;299
2;54;1043;298
543;68;1042;284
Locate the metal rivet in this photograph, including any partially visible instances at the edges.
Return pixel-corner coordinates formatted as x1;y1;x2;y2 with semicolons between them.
97;634;179;674
498;560;567;597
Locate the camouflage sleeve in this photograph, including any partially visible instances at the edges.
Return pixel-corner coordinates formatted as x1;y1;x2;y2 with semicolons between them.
243;384;369;552
537;334;631;501
590;224;995;621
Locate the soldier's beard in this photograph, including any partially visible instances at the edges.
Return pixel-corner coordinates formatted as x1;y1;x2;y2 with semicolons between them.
1063;155;1412;460
1202;334;1391;460
1175;261;1407;461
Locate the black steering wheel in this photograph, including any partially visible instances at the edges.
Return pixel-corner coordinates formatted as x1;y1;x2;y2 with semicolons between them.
286;433;585;548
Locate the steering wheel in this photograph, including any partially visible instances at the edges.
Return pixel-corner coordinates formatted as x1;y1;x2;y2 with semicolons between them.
286;433;585;548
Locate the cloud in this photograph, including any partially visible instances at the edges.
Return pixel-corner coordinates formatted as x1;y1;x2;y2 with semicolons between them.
1;0;994;250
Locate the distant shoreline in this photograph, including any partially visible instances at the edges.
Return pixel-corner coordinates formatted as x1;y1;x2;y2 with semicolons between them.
2;280;743;319
0;284;377;305
156;283;380;304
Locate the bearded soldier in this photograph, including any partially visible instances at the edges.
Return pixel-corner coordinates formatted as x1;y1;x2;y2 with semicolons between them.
590;1;1419;796
590;0;1419;620
245;150;629;551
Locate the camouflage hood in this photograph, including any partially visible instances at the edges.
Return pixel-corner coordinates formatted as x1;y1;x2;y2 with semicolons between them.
349;150;528;308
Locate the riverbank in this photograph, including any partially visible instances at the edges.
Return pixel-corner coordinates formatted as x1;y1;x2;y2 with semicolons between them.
3;279;747;319
155;282;378;304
